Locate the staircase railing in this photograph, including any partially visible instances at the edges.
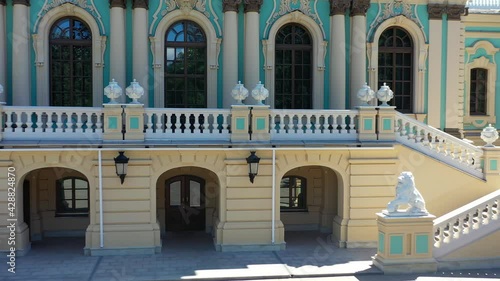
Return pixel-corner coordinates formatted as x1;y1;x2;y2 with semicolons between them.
433;189;500;258
395;113;483;178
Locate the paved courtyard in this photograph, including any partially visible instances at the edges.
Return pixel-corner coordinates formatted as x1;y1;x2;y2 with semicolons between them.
0;231;498;281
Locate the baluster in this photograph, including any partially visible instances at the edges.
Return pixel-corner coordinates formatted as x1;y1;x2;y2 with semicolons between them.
492;200;499;220
34;111;43;133
466;149;474;167
434;227;443;248
452;217;463;239
221;113;229;134
96;113;103;133
5;111;13;132
481;204;490;225
146;112;153;134
165;113;172;133
472;208;480;230
53;112;62;133
192;113;200;134
304;114;312;135
74;112;82;133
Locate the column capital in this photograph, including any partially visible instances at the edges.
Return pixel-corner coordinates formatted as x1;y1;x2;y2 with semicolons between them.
447;5;467;20
223;0;241;13
132;0;148;9
244;0;262;13
330;0;350;16
0;0;6;6
427;3;446;20
12;0;30;6
351;0;370;16
110;0;126;9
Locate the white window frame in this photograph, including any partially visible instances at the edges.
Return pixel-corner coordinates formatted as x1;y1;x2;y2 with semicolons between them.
263;11;327;109
33;3;106;106
150;10;221;108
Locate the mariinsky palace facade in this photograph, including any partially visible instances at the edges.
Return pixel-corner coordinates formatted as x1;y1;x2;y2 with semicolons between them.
0;0;498;270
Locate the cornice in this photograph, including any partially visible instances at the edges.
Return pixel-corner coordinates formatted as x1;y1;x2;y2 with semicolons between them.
133;0;148;9
110;0;126;9
330;0;351;16
244;0;262;13
223;0;241;13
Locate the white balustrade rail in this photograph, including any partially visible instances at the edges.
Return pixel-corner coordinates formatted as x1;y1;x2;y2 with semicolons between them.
467;0;500;9
433;189;499;258
144;108;231;141
270;109;358;141
395;113;483;178
2;106;103;141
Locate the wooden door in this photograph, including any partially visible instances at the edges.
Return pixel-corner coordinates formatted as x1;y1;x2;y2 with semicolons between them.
166;176;205;231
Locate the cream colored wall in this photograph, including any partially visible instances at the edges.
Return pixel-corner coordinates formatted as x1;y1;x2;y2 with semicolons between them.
395;145;497;217
155;167;219;235
441;231;500;260
280;166;338;233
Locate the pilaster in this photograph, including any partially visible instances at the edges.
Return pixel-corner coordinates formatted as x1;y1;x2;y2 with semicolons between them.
445;17;463;132
12;2;31;106
110;3;127;103
0;1;5;103
349;0;370;108
427;4;444;128
329;0;350;109
223;1;241;108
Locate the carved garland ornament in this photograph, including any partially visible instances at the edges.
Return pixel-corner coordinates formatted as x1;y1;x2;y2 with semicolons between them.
270;0;318;25
166;0;207;15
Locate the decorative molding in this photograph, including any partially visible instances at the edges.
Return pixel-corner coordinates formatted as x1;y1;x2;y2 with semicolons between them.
329;0;350;16
368;0;426;43
133;0;149;9
466;40;499;64
244;0;262;13
427;3;446;20
34;0;105;35
12;0;30;5
447;5;466;21
223;0;241;12
110;0;126;8
464;56;497;120
264;0;325;39
351;0;370;16
165;0;207;15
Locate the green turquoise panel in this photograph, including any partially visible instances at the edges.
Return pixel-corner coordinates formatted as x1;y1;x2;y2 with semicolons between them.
236;117;246;131
364;118;373;131
256;117;266;131
390;235;403;255
108;117;118;130
490;159;498;171
383;118;392;131
130;117;140;130
378;232;385;253
416;234;429;254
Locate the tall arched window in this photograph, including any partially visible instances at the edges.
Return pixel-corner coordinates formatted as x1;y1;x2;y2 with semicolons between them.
275;24;312;109
165;21;207;108
378;27;413;113
50;17;92;107
470;68;488;115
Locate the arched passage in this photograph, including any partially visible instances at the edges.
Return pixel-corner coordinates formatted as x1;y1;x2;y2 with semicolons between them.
279;165;343;245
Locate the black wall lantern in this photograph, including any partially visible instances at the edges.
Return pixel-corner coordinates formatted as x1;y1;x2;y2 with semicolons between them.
114;151;129;184
246;151;260;183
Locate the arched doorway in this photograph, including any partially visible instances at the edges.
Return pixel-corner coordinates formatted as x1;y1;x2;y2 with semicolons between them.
165;175;205;231
279;166;343;245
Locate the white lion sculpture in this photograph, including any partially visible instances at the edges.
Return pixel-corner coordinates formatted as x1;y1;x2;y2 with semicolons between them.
386;171;428;215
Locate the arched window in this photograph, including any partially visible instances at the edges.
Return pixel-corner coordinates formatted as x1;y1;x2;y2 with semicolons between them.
50;17;92;107
280;176;307;211
378;27;413;113
165;20;207;108
469;68;487;115
56;177;89;216
275;24;312;109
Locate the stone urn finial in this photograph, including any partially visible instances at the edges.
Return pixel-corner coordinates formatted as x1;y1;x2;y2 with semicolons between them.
231;81;248;105
126;79;144;104
377;82;394;106
104;79;122;104
251;81;269;105
357;83;375;105
481;124;499;147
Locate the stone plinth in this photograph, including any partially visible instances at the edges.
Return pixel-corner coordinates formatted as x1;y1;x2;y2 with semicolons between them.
251;105;270;142
231;105;250;142
357;106;377;141
373;212;437;274
103;104;124;141
124;104;145;141
377;106;396;141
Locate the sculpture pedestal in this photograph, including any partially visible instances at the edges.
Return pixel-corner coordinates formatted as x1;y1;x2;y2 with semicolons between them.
373;212;437;274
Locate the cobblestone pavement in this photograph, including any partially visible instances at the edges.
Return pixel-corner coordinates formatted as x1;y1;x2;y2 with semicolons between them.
0;231;498;281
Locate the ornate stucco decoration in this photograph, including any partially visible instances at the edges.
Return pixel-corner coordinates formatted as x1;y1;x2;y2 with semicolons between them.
368;0;426;43
151;0;221;36
465;40;499;65
244;0;262;13
427;3;446;20
264;0;326;39
351;0;370;16
34;0;105;35
329;0;350;16
447;5;467;20
223;0;241;13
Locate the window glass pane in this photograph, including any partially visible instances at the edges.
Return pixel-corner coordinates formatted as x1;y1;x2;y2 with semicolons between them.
170;181;181;206
75;200;88;209
190;181;201;207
